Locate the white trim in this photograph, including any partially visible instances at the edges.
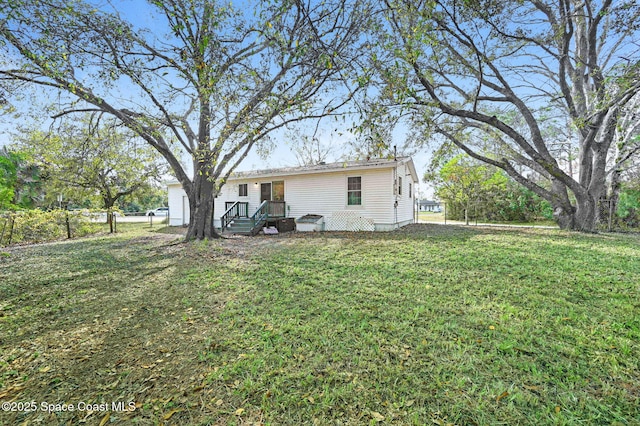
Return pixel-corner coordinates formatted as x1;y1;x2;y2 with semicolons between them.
346;175;363;209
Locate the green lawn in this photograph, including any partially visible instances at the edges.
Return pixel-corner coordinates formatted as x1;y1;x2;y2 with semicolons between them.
418;211;558;227
1;224;638;425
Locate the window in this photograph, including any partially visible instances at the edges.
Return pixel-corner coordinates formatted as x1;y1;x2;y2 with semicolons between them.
238;183;248;197
272;181;285;201
398;177;402;195
409;183;412;198
347;176;362;205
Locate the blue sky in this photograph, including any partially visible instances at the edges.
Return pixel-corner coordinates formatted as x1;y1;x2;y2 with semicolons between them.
0;0;435;197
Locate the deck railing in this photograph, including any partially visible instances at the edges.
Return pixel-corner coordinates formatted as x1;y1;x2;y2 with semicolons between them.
221;201;249;230
249;200;269;234
222;201;287;235
225;201;249;217
268;200;286;217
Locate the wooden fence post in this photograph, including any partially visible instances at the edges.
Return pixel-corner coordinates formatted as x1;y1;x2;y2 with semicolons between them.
66;210;71;239
7;216;15;245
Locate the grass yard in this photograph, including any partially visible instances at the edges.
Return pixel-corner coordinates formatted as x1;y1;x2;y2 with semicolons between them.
418;211;558;227
0;223;639;425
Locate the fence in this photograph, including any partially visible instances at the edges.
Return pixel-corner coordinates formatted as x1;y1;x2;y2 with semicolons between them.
598;199;639;232
0;210;103;247
425;200;638;232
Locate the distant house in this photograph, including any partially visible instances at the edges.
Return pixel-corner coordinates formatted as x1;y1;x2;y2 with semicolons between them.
419;199;442;212
167;157;419;234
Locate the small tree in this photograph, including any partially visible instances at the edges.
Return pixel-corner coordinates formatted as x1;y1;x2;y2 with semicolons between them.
18;117;166;211
430;154;507;224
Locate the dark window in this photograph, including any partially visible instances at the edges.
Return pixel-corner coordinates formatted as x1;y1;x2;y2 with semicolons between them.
409;183;412;198
398;177;402;195
347;176;362;205
260;183;271;202
238;183;248;197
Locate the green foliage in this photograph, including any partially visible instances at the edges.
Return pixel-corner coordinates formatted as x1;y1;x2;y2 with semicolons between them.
0;209;101;246
617;189;640;227
0;148;43;210
492;181;554;222
0;154;17;209
118;185;168;213
429;154;551;223
17;117;166;209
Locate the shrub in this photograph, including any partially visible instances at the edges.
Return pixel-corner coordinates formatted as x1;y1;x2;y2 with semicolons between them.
0;209;102;246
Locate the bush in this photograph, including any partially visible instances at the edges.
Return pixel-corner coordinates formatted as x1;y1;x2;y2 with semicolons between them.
0;209;102;246
617;189;640;228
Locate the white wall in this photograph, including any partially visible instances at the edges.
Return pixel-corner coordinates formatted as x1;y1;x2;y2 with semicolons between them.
168;160;418;231
167;183;189;226
392;161;418;229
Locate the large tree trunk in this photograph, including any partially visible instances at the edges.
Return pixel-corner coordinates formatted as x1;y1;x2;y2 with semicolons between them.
551;191;599;232
573;194;599;232
185;173;220;240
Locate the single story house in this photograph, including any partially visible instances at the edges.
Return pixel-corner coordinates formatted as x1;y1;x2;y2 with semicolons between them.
419;199;442;212
167;157;419;233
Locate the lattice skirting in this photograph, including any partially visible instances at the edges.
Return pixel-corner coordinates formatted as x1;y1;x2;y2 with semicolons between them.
325;211;375;231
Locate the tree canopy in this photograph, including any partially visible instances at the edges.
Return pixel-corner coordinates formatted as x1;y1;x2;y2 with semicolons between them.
3;0;640;232
0;0;369;238
17;116;166;210
370;0;640;231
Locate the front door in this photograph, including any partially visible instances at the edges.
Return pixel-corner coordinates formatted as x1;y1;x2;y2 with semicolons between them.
260;183;272;202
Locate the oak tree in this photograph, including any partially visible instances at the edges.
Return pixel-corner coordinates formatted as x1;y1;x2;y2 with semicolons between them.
17;116;166;210
0;0;368;239
374;0;640;231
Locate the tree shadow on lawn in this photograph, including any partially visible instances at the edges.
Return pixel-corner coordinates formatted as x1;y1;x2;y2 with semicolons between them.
2;224;638;425
0;233;235;425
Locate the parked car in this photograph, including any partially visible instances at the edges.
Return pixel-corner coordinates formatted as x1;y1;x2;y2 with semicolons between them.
146;207;169;216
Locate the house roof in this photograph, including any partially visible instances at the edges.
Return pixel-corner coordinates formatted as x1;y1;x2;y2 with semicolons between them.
166;157;419;186
232;157;418;180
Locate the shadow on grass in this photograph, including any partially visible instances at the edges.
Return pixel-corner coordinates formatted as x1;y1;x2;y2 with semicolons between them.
1;224;638;425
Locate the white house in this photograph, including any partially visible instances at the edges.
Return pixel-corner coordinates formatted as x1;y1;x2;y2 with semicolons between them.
419;199;442;212
167;157;419;233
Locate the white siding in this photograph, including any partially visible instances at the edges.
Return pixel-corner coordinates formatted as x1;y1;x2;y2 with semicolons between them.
392;162;418;228
213;169;398;229
167;183;189;226
168;158;419;231
213;179;262;227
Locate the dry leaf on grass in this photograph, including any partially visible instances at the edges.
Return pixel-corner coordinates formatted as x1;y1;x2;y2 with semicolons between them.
496;391;509;402
371;411;385;421
163;408;184;420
